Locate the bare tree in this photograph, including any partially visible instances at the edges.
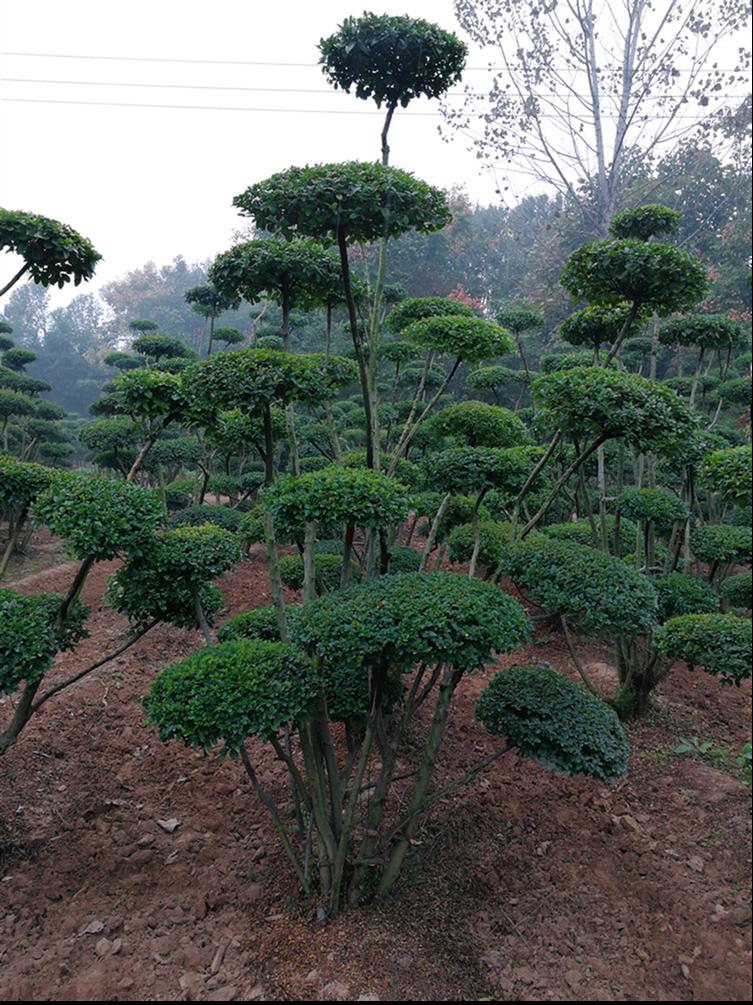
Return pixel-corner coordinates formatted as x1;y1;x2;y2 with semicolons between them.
443;0;752;234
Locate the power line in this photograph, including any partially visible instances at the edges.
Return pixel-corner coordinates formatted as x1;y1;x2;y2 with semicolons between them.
1;50;746;72
0;95;726;119
3;77;747;100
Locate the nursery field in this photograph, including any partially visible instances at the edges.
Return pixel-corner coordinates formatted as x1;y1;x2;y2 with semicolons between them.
0;538;750;1003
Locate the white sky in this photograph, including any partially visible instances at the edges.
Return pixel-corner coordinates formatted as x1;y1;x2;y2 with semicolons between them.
1;0;502;308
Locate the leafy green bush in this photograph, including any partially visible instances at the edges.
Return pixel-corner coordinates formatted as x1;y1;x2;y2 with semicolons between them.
505;539;657;636
446;520;536;575
33;472;163;560
386;545;421;573
698;446;752;503
0;453;56;511
238;504;265;548
691;525;752;566
652;573;718;623
402;315;513;362
0;589;88;694
541;517;638;559
145;640;315;750
618;487;688;530
265;465;409;538
385;296;475;333
719;572;752;610
170;504;243;533
278;553;361;594
217;604;296;643
477;665;629;784
653;614;751;685
107;524;241;630
293;571;531;676
427;400;528;448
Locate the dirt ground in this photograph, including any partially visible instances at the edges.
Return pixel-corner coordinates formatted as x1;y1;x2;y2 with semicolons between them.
0;543;750;1002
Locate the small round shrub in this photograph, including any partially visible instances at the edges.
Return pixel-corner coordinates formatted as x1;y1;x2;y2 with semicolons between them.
476;664;629;784
165;488;191;511
618;487;688;530
719;571;752;610
0;589;88;694
279;553;361;594
691;525;752;566
33;472;163;560
217;604;297;643
315;538;344;556
505;539;658;636
239;504;266;548
446;520;542;575
541;517;638;559
144;640;316;750
653;614;751;685
698;446;752;503
652;573;718;623
427;401;528;448
169;504;243;533
385;296;474;334
387;545;421;573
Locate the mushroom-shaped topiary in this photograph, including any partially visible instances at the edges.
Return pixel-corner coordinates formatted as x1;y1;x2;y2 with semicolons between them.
719;571;752;611
0;209;101;296
427;400;529;448
691;525;752;585
698;446;752;505
652;573;719;623
477;665;629;784
385;296;475;334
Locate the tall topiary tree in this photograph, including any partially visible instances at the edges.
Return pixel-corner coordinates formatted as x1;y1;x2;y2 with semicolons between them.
0;209;101;297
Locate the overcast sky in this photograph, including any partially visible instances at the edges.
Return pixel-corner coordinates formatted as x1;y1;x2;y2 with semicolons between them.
1;0;505;308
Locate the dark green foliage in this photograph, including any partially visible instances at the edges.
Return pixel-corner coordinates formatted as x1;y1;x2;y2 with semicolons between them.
720;571;752;610
561;239;709;314
699;445;752;503
540;351;610;373
659;314;743;350
184;284;240;318
718;376;752;404
265;465;409;537
182;348;357;420
33;473;163;560
609;205;681;241
0;388;36;420
144;640;316;750
653;614;751;685
560;306;642;350
507;540;658;636
0;209;101;288
233;162;451;244
427;401;528;448
652;573;718;623
217;604;295;643
214;326;245;347
446;520;534;573
403;315;513;362
131;333;194;362
107;523;240;630
385;296;474;334
691;525;752;566
169;505;242;533
541;517;638;559
165;488;191;512
379;340;423;364
279;553;361;594
424;445;544;501
209;237;342;314
78;417;140;453
534;367;697;456
293;571;531;676
2;347;37;371
495;304;544;334
238;505;265;548
466;365;528;392
319;12;466;108
0;366;51;395
104;350;143;372
617;487;688;529
477;665;629;784
0;453;55;509
0;589;88;694
110;368;187;421
386;545;421;573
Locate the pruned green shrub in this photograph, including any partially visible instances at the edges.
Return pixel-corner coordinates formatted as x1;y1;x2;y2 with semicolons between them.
145;640;316;750
0;589;88;694
652;573;718;623
719;571;752;610
699;446;752;504
653;614;751;685
169;504;243;533
477;665;629;784
618;487;688;530
691;525;751;567
279;553;361;594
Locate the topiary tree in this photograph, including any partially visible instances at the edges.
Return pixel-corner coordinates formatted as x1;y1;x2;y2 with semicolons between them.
233;162;451;468
466;364;528;403
184;283;240;358
145;571;537;913
0;453;56;578
130;332;194;366
319;12;466;164
659;314;743;405
560;305;644;363
719;571;752;611
698;445;752;511
427;400;528;449
653;613;751;687
107;523;241;645
265;464;410;591
494;303;544;387
652;572;718;623
0;209;101;297
609;205;681;242
617;486;689;570
691;524;752;587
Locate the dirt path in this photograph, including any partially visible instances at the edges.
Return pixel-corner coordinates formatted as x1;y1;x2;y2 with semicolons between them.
0;549;750;1001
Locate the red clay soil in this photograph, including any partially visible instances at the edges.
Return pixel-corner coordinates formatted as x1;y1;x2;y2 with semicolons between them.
0;546;750;1002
